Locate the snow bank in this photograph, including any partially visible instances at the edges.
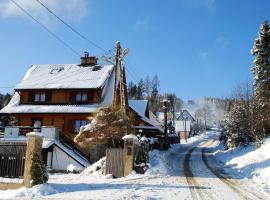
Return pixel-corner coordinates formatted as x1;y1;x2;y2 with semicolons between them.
0;177;23;184
213;136;270;193
81;157;106;176
67;164;84;173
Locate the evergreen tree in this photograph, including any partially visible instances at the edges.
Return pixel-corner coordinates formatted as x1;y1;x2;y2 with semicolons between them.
30;153;48;186
127;81;137;99
251;21;270;134
136;79;145;100
144;75;152;99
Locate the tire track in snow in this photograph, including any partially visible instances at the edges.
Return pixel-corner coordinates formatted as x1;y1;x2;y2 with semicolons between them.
184;147;212;200
201;147;262;200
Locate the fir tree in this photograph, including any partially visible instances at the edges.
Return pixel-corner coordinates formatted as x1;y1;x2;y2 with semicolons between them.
251;21;270;134
30;153;48;186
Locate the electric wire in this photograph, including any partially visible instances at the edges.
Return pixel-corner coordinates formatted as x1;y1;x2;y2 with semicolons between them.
9;0;80;57
35;0;108;53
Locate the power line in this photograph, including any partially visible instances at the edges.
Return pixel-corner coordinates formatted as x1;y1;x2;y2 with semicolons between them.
11;0;144;86
32;0;144;83
35;0;108;53
9;0;80;57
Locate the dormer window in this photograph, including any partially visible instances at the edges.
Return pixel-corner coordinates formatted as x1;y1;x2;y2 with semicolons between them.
34;92;46;102
75;92;89;103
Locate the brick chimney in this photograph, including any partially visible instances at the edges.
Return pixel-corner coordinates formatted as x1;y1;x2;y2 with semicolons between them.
80;52;98;66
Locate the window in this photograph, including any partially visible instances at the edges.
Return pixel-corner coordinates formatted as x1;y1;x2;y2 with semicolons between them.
74;120;87;132
34;92;46;102
75;92;89;103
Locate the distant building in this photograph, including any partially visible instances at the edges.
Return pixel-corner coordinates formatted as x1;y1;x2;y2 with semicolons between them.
175;110;195;140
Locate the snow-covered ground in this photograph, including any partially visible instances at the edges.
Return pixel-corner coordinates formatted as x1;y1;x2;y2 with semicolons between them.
1;131;270;199
212;135;270;194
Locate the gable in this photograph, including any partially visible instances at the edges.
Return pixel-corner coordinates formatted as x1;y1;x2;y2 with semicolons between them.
176;110;195;121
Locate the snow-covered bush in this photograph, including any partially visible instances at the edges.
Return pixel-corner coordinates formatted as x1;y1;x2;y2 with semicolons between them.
134;136;150;174
81;157;106;175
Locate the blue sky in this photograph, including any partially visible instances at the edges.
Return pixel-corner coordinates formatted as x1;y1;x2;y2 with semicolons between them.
0;0;269;100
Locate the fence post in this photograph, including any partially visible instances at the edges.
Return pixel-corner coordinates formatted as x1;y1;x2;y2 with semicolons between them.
23;132;44;188
123;136;137;177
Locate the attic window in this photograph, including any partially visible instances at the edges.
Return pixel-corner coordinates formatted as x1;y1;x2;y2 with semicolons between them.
49;66;64;74
92;66;102;71
34;92;46;102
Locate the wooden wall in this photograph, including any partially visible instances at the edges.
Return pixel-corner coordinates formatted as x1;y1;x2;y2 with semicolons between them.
17;113;91;139
19;89;102;104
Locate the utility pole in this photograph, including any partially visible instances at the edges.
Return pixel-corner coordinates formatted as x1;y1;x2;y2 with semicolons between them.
163;99;169;149
111;41;129;113
113;41;121;109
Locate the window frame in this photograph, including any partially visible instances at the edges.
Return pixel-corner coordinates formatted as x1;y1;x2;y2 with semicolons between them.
34;91;46;103
74;92;89;103
74;119;87;133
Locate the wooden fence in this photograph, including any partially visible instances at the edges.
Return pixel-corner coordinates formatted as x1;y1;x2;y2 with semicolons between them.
0;143;27;178
0;127;4;138
105;148;124;178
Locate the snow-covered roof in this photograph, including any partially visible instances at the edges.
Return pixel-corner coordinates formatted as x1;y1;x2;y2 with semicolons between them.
128;100;163;133
128;100;148;117
176;110;195;121
0;68;115;114
15;64;114;90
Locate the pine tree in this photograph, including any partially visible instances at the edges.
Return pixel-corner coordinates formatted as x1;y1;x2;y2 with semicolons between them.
144;75;152;100
127;81;137;99
30;153;48;186
136;79;145;100
251;21;270;134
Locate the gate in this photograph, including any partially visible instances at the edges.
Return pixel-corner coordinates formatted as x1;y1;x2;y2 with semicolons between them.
0;143;27;178
105;148;124;178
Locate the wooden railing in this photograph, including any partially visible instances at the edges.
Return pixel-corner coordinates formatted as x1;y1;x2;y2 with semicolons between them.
18;126;41;136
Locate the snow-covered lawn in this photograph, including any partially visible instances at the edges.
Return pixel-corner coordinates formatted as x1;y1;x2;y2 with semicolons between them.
0;144;192;199
1;131;270;199
212;136;270;194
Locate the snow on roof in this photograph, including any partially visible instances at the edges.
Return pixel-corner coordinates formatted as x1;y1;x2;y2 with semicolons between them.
15;64;114;90
42;140;54;149
149;111;163;127
128;100;163;133
122;134;138;141
128;100;148;117
176;110;195;121
0;69;115;114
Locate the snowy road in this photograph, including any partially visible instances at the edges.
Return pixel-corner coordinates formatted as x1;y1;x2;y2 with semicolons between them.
183;138;265;200
1;132;269;199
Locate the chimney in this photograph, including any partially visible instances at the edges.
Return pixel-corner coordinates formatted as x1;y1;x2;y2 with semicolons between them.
80;51;98;66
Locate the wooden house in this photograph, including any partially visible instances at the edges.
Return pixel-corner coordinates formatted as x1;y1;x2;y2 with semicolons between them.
0;53;163;168
175;109;195;140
